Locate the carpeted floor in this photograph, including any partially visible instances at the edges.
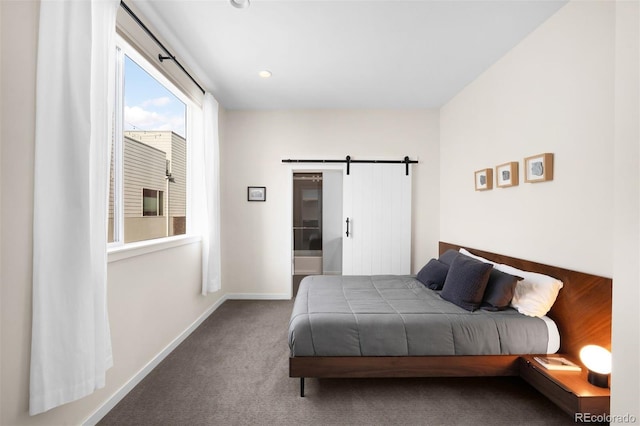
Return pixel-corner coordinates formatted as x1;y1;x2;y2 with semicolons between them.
99;300;578;425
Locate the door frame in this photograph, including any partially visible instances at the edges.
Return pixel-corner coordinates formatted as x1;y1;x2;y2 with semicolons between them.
287;163;346;299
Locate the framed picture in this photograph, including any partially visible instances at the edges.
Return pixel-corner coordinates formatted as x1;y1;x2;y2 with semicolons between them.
474;168;493;191
524;153;554;183
496;161;519;188
247;186;266;201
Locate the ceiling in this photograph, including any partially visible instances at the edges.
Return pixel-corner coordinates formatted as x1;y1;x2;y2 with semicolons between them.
132;0;567;110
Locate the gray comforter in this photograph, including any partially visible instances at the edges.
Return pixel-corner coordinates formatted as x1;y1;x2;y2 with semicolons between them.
289;275;549;356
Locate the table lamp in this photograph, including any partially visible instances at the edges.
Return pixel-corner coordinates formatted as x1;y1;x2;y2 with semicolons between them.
579;345;611;388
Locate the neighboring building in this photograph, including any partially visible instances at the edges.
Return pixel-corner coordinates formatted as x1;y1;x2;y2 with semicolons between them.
108;131;187;243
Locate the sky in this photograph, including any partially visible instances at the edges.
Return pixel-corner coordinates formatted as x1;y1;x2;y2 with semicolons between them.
124;55;186;138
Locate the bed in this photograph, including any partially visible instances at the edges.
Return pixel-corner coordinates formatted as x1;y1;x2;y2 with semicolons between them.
288;242;612;396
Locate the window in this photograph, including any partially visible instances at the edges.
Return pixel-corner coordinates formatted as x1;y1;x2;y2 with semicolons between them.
109;36;193;245
142;189;164;216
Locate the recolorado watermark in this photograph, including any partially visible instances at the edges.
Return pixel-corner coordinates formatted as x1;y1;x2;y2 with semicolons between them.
575;413;637;423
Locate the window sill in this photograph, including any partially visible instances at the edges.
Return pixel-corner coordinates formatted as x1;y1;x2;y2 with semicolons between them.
108;234;202;263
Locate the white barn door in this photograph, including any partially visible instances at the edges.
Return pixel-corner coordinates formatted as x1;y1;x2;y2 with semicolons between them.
342;163;411;275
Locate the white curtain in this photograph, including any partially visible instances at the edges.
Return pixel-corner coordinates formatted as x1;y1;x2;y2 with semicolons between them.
195;93;222;295
30;0;118;415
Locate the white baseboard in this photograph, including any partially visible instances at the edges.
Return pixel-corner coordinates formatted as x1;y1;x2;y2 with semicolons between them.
226;292;290;300
83;294;229;426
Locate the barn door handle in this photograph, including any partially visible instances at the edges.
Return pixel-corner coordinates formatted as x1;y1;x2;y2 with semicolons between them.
345;217;350;238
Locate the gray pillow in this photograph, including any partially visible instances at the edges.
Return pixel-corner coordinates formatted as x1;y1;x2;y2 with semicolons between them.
416;258;449;290
438;249;459;266
481;269;519;311
441;254;493;311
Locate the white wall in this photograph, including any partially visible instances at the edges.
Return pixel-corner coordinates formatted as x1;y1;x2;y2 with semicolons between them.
440;0;639;420
611;0;640;422
220;109;440;296
0;2;223;425
440;1;614;275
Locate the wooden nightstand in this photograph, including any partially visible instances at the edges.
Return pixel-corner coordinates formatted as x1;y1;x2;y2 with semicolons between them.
519;355;610;418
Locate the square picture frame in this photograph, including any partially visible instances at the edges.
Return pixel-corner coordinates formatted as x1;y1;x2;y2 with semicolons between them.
247;186;266;202
496;161;519;188
474;168;493;191
524;153;554;183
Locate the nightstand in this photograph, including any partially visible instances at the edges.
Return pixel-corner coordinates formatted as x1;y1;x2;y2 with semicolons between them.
519;355;610;418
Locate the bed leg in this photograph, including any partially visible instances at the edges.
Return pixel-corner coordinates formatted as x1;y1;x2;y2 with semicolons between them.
300;377;305;397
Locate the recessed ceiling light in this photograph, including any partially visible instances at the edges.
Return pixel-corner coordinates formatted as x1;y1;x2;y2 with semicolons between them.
259;70;272;79
230;0;250;9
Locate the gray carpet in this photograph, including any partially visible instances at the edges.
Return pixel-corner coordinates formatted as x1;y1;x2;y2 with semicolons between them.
99;300;578;425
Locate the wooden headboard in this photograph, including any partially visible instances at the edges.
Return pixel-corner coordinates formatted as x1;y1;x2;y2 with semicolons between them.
439;242;612;361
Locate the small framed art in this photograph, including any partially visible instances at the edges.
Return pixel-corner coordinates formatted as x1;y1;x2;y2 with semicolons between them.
474;168;493;191
496;161;519;188
247;186;266;202
524;153;553;183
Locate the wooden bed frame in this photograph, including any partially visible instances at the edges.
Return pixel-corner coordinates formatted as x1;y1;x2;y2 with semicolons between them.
289;242;612;393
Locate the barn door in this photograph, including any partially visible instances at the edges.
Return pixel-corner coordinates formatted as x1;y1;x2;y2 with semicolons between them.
342;163;411;275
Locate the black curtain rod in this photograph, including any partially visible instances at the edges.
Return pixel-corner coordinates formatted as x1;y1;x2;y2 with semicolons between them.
120;1;206;95
282;156;418;176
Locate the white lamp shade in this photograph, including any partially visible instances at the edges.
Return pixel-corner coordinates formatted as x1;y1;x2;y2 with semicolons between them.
579;345;612;375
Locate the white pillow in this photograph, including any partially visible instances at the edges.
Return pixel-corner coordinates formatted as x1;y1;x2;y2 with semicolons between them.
494;263;563;317
458;248;497;265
